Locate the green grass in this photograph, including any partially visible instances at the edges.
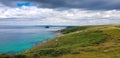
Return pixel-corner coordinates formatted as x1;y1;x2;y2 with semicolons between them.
23;29;107;57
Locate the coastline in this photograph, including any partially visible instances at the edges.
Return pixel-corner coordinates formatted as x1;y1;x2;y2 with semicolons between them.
23;30;64;53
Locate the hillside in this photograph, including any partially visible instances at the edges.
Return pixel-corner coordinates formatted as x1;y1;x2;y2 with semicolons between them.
1;25;120;58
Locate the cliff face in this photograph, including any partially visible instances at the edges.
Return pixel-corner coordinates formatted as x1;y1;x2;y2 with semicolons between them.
1;25;120;58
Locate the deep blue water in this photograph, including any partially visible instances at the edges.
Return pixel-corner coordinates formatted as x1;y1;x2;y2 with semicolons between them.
0;26;65;54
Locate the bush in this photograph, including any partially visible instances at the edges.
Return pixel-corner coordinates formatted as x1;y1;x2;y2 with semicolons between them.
38;48;71;57
83;48;95;52
71;51;80;54
0;54;11;58
0;54;27;58
13;54;27;58
51;48;71;56
38;48;54;55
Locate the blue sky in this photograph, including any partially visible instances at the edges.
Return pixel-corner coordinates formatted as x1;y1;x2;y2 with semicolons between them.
0;0;120;26
17;2;31;7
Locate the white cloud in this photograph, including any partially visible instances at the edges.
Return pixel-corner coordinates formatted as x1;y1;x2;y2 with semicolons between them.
0;5;120;26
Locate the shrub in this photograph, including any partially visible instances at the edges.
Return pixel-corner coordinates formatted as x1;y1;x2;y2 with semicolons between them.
0;54;11;58
38;48;71;57
13;54;27;58
83;48;95;52
51;48;71;56
38;48;54;55
71;51;80;54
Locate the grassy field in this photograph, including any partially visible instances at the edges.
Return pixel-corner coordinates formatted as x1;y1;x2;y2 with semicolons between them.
1;24;120;58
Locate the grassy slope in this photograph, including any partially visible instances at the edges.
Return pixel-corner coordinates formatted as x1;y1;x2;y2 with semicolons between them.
1;25;120;58
22;24;120;58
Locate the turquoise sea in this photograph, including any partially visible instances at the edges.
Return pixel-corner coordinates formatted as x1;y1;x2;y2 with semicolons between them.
0;26;65;54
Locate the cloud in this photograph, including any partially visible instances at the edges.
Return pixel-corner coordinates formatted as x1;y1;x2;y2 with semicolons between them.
0;5;120;26
0;0;120;10
25;0;120;10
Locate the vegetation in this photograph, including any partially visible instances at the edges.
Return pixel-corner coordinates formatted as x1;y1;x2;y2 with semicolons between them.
1;24;120;58
0;54;27;58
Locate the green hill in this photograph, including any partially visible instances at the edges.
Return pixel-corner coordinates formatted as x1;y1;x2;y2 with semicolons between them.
1;25;120;58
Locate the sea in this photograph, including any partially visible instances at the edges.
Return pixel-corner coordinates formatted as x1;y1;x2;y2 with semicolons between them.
0;25;65;54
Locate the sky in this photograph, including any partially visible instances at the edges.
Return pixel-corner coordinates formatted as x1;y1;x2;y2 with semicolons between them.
0;0;120;26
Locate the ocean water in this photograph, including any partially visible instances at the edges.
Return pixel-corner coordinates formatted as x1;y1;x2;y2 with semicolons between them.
0;26;65;54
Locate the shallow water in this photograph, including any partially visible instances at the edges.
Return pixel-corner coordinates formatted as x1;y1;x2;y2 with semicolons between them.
0;26;65;54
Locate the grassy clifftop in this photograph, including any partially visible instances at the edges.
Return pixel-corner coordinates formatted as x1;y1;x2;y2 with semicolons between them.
1;25;120;58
